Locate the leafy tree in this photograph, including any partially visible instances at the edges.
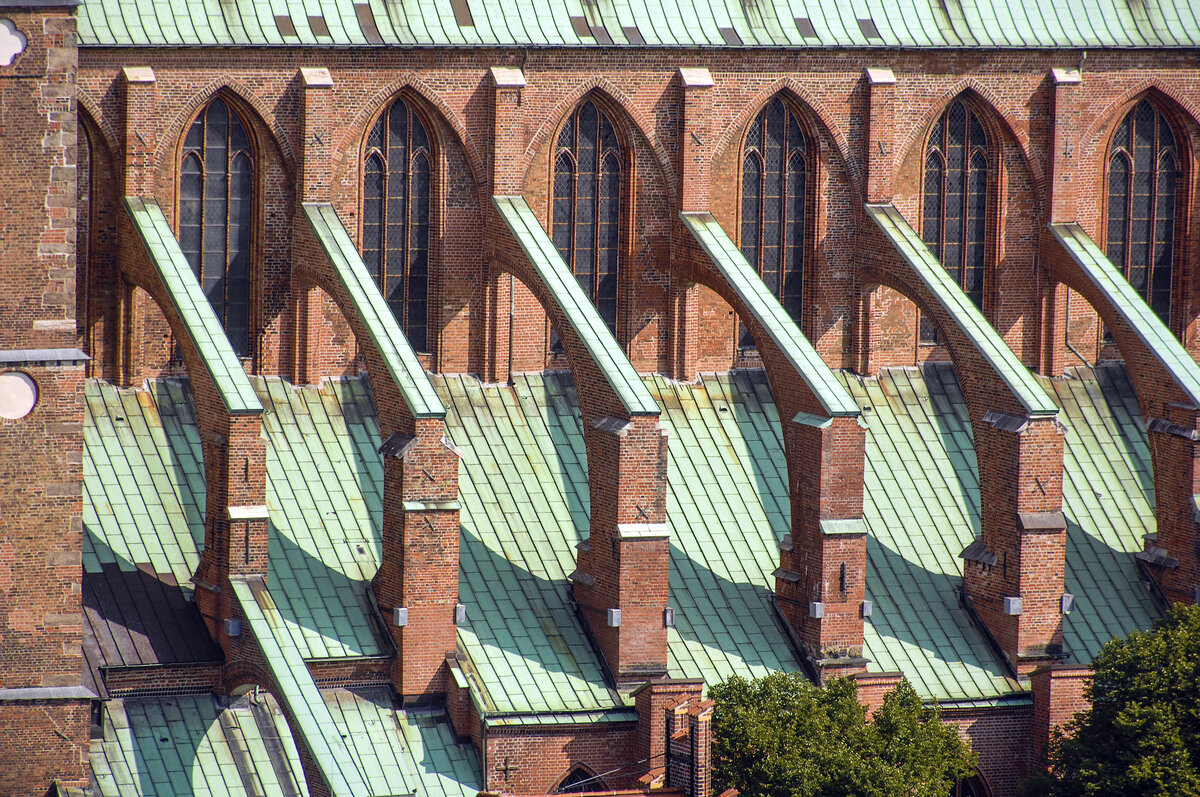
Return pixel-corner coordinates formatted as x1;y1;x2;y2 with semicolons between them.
710;672;976;797
1021;604;1200;797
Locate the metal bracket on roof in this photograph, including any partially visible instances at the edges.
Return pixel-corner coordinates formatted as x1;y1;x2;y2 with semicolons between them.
441;436;465;457
569;570;596;588
792;411;833;429
1135;547;1180;569
983;410;1030;433
1145;416;1199;441
771;567;802;583
778;534;793;552
378;431;416;459
960;539;998;567
592;416;632;436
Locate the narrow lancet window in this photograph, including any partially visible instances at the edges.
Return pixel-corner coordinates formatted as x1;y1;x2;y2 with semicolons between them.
363;98;431;351
180;98;254;356
739;97;808;349
921;99;990;343
1107;99;1178;327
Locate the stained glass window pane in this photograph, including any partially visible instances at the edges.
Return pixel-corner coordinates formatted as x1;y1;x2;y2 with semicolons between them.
922;99;989;331
364;98;432;350
739;94;808;345
552;97;621;340
1107;100;1178;328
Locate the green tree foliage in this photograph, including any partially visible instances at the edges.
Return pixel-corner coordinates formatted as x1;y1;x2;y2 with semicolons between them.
1021;604;1200;797
710;672;976;797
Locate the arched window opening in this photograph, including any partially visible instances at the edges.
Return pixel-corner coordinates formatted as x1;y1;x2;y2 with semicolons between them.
179;98;254;357
77;123;92;336
1106;98;1179;329
740;96;808;349
921;99;990;344
553;765;603;794
363;97;432;352
550;98;621;353
954;773;990;797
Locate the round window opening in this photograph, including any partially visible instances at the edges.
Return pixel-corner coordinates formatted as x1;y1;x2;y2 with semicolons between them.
0;372;38;419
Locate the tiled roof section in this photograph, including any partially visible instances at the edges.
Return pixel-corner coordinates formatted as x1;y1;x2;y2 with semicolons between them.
1051;222;1200;408
302;203;444;421
442;374;624;716
230;576;412;797
123;197;262;416
866;204;1058;418
89;693;479;797
77;0;1200;48
680;214;859;419
492;196;659;417
83;563;220;669
83;377;388;662
1046;365;1162;662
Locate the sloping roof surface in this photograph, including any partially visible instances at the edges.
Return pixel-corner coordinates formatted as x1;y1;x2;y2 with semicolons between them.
83;360;1158;716
89;693;479;797
77;0;1200;48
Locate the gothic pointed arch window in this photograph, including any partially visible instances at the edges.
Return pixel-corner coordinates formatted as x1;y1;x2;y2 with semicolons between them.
179;97;254;357
553;765;603;794
551;97;622;351
921;98;991;343
1106;98;1180;328
740;96;809;349
362;97;432;352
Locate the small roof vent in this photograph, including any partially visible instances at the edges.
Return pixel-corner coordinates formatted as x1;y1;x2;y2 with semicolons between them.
354;3;383;43
308;15;331;37
451;0;474;27
857;17;882;39
274;15;298;37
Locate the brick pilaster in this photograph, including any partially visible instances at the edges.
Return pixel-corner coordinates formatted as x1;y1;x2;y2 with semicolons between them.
572;414;670;681
864;67;896;203
298;67;334;203
120;66;156;198
1047;69;1082;225
666;696;714;797
1029;665;1091;768
633;678;704;775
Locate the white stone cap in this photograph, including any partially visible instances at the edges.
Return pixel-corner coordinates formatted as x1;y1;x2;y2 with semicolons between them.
300;67;333;87
864;67;896;85
617;522;671;539
678;67;714;87
1051;68;1082;84
227;505;270;520
122;66;156;83
490;66;526;88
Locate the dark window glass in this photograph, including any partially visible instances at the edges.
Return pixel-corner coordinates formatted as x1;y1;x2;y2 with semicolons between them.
554;767;601;794
739;97;808;349
1107;99;1178;327
180;98;254;357
921;99;990;343
551;98;621;352
77;124;91;333
363;98;431;351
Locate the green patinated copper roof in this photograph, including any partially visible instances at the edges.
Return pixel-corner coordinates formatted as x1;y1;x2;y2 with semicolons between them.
866;204;1058;418
76;0;1200;48
302;203;444;421
83;359;1159;721
90;693;478;797
443;373;625;716
84;377;387;661
492;196;659;418
680;212;859;419
1051;222;1200;408
123;197;262;416
230;577;411;797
